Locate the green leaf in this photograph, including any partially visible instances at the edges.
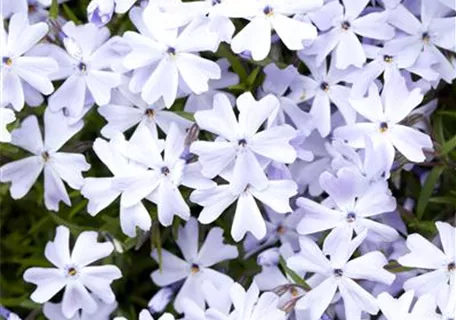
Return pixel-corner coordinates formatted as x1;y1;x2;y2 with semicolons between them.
47;211;85;234
440;134;456;155
279;256;311;291
246;66;261;87
429;196;456;205
62;3;80;23
49;0;59;19
173;111;195;122
216;44;248;82
416;166;444;219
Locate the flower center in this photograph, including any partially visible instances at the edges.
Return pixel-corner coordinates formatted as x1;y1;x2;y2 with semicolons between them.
191;263;200;274
78;62;87;72
263;5;274;16
167;47;176;56
320;82;330;92
341;21;351;30
379;122;389;133
145;109;155;118
422;32;431;43
334;268;343;277
2;57;13;66
161;166;170;176
276;225;286;235
65;265;79;278
383;55;393;63
42;151;50;162
448;262;455;272
290;287;299;297
238;139;247;147
346;212;356;222
212;0;221;4
28;4;37;13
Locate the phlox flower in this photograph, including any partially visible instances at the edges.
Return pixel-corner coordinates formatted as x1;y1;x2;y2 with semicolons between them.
118;123;214;226
190;92;297;195
1;13;58;111
80;134;153;237
87;0;115;27
123;12;221;107
334;74;433;171
206;281;286;320
184;59;239;113
297;167;398;253
350;43;439;97
222;0;321;61
254;243;306;310
144;0;236;44
48;22;122;117
43;298;118;320
290;54;356;137
308;0;395;69
1;0;56;22
23;226;122;318
179;280;233;320
0;111;90;211
398;221;455;310
331;138;392;181
151;218;238;313
378;290;440;320
287;231;395;320
386;0;456;83
190;172;297;241
98;82;192;138
259;63;312;130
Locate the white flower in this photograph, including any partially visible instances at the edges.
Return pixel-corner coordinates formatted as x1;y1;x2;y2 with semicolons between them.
1;13;58;111
287;231;395;320
207;281;286;320
297;168;398;253
378;290;441;320
224;0;320;61
190;174;297;241
350;43;439;97
0;107;16;142
123;14;221;107
98;82;192;138
23;226;122;318
0;111;90;211
43;297;118;320
151;218;238;313
80;134;152;237
398;221;455;310
184;59;239;113
386;1;456;83
291;54;356;137
259;63;312;131
87;0;115;27
308;0;395;69
144;0;236;44
119;123;215;226
190;92;297;195
1;0;54;21
334;74;433;171
48;22;121;117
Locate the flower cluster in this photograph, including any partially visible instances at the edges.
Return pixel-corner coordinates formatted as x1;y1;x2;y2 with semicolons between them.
1;0;455;320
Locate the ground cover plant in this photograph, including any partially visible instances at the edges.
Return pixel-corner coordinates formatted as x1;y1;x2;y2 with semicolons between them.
0;0;455;319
